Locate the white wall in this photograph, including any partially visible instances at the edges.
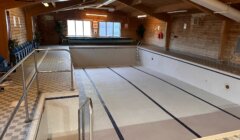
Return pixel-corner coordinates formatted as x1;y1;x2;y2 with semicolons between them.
139;48;240;105
45;98;79;139
36;108;49;140
70;46;137;68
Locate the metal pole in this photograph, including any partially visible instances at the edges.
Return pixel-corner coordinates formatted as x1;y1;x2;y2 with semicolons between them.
81;107;85;140
70;58;74;91
21;63;31;122
78;109;81;140
89;99;93;140
33;51;40;94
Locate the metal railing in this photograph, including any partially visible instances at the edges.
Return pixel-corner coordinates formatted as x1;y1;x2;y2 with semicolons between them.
35;48;74;91
0;48;74;139
137;41;143;47
78;97;93;140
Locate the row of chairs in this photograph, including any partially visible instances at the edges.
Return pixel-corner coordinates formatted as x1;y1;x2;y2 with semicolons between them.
10;41;37;66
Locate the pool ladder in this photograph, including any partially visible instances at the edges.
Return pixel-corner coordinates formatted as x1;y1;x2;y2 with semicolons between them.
78;97;94;140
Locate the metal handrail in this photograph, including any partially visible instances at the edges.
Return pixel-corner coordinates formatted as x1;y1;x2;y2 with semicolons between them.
78;97;93;140
137;41;143;47
0;48;75;139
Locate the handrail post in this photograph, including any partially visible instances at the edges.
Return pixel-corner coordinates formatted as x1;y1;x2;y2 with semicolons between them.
78;109;81;140
89;99;93;140
21;63;31;122
78;98;93;140
82;107;85;140
70;59;74;91
33;51;40;94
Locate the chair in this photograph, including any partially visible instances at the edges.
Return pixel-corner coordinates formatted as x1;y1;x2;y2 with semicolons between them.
0;55;12;92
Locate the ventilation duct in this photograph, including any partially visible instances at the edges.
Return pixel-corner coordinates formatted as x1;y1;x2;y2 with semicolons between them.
190;0;240;22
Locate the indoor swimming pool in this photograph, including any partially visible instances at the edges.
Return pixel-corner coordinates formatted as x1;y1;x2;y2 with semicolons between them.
2;46;240;140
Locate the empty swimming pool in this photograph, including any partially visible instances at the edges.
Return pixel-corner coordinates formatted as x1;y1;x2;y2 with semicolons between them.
74;66;240;140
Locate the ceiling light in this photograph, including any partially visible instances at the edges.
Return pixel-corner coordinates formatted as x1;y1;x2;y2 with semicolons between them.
42;2;49;7
137;15;147;18
86;13;108;17
167;10;187;14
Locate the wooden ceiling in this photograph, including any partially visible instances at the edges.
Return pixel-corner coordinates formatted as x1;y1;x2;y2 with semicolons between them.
107;0;240;21
2;0;240;21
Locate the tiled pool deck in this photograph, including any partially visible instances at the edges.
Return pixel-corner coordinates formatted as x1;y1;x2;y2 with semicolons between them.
0;46;75;140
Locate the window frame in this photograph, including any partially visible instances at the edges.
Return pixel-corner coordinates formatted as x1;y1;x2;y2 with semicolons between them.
99;21;121;37
67;20;92;37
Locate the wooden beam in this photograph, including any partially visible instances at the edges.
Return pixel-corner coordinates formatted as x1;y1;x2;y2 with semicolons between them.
218;20;230;61
0;0;74;9
183;0;232;21
154;2;193;13
165;20;171;51
182;0;214;14
0;0;43;9
117;0;170;22
24;0;92;16
0;9;10;59
220;0;240;4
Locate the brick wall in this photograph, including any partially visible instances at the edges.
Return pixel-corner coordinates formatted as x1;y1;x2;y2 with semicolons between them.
143;17;167;48
8;8;27;45
36;9;140;45
169;14;222;59
143;14;240;64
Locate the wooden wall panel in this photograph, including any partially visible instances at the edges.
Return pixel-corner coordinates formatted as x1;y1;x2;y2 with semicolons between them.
0;10;9;59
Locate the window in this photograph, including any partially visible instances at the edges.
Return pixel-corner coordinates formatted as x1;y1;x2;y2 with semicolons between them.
107;22;113;36
99;22;106;37
67;20;92;37
67;20;75;36
99;22;121;37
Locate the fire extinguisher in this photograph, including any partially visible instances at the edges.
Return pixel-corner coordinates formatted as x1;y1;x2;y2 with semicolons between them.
158;32;164;39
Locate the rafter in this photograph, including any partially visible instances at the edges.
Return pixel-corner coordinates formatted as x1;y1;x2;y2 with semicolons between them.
117;0;170;22
24;0;94;16
154;2;193;13
183;0;232;21
220;0;240;4
0;0;43;9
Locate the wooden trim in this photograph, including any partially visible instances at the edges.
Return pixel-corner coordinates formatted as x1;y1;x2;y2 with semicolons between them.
165;21;171;51
0;9;10;59
218;20;230;61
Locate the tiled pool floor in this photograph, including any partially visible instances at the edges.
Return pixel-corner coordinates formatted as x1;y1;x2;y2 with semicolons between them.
74;67;240;140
